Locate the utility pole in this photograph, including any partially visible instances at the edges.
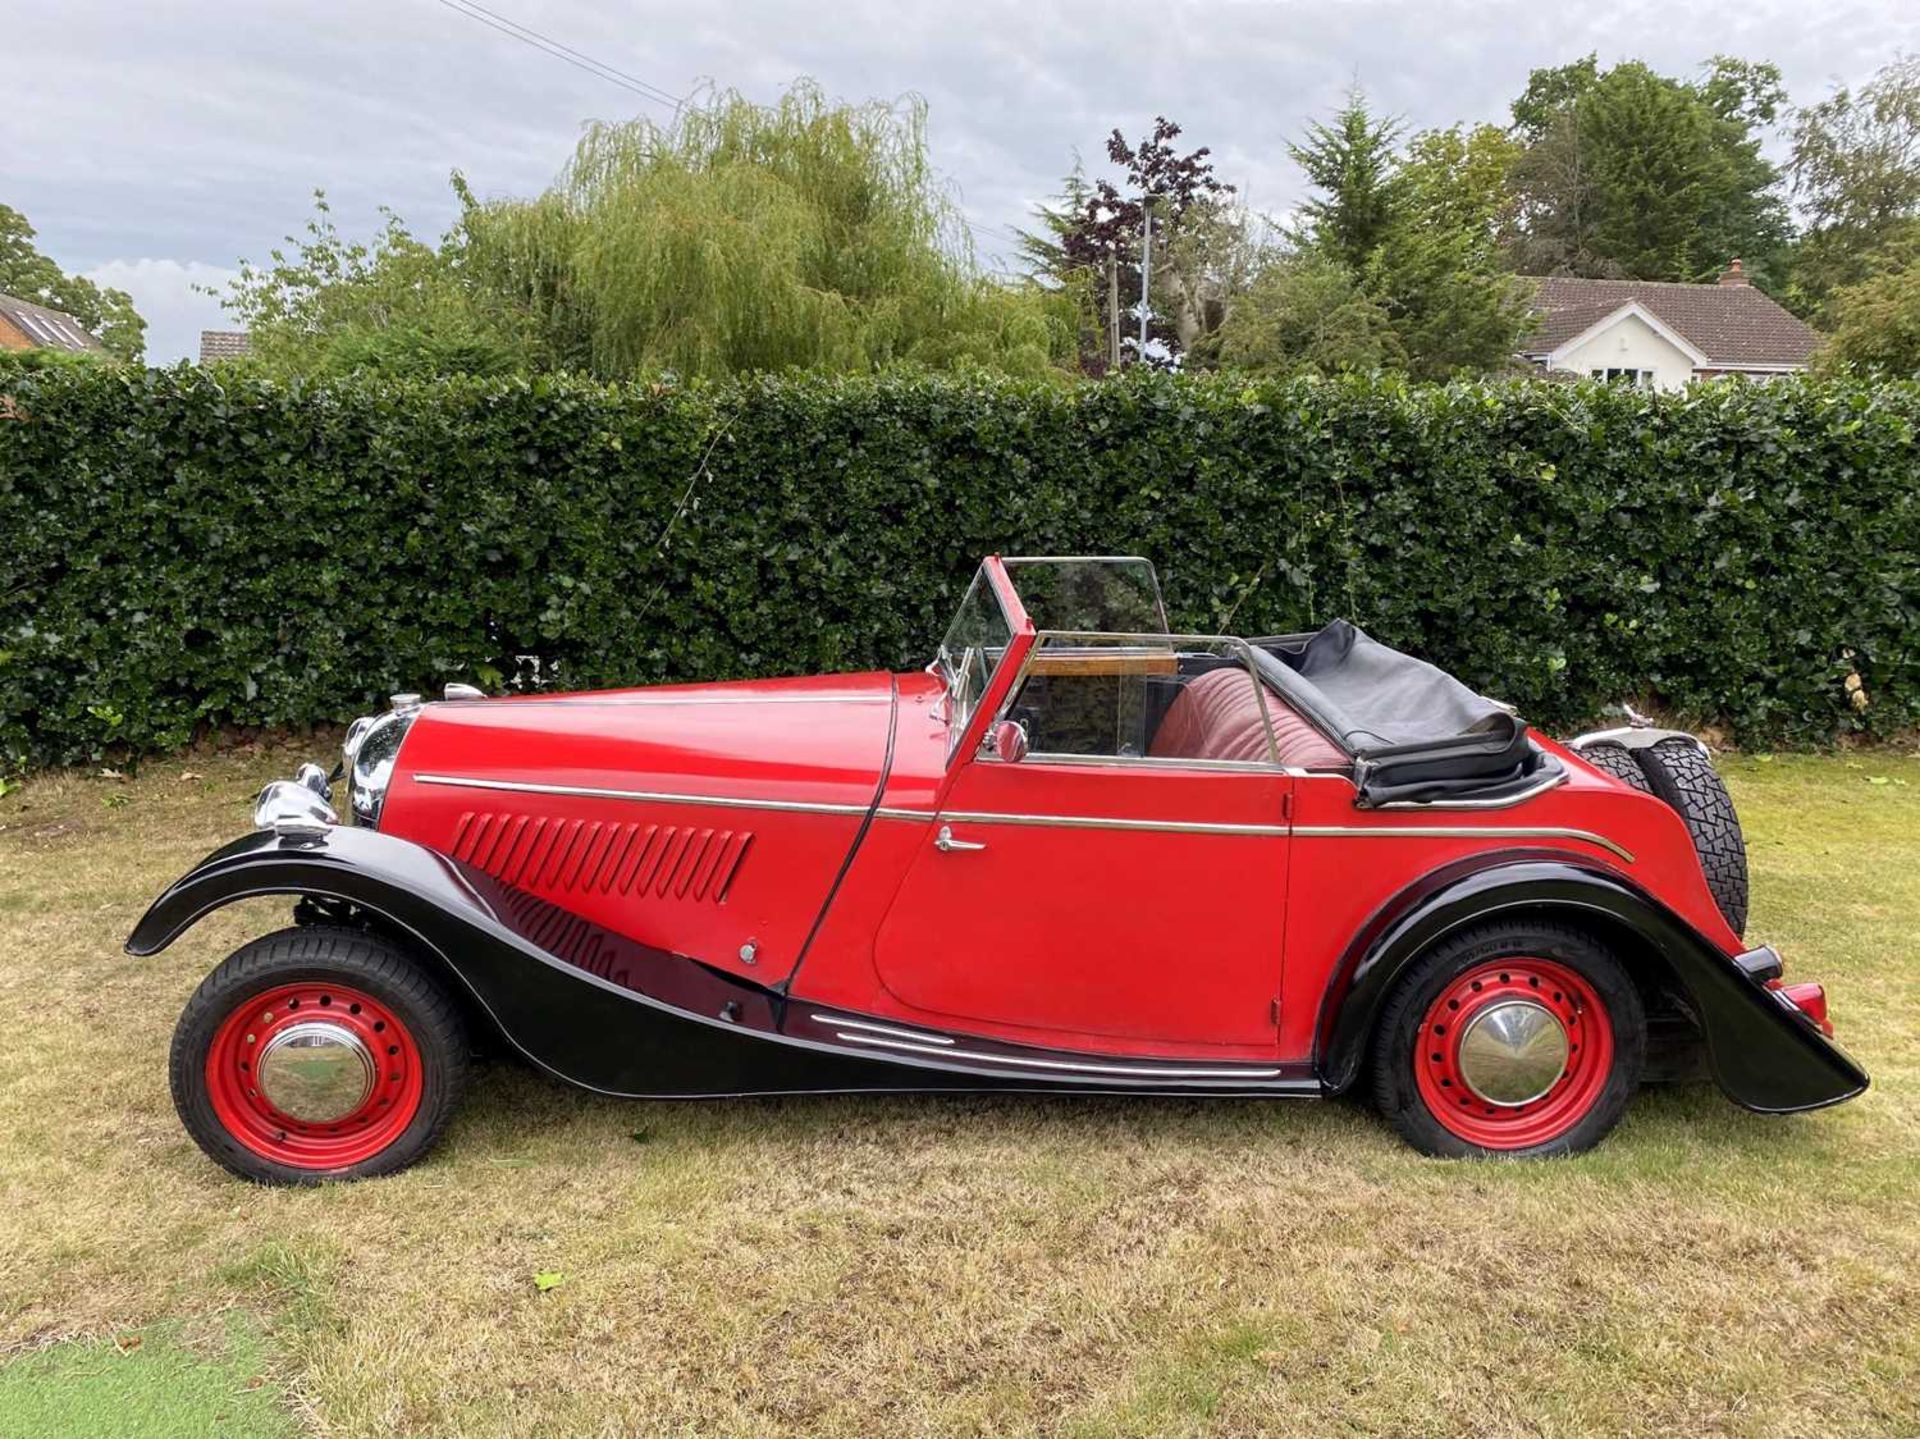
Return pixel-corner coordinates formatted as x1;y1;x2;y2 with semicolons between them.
1138;204;1152;359
1107;244;1122;370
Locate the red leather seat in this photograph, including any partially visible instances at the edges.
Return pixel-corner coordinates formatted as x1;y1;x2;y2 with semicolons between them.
1149;666;1348;768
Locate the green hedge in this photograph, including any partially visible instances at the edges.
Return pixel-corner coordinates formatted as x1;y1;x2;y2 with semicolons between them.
1;365;1915;766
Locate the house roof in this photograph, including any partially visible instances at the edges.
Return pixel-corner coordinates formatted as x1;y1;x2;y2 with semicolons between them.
1519;275;1818;369
199;330;252;363
0;292;105;353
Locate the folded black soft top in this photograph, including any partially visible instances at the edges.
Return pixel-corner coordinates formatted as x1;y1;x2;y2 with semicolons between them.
1247;620;1558;807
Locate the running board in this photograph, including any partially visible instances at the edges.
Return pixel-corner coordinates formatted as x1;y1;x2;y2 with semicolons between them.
786;1008;1318;1092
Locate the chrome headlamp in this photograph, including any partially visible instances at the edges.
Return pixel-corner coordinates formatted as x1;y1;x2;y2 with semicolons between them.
254;763;338;838
343;693;422;827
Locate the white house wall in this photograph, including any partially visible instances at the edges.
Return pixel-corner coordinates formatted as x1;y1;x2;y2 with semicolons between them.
1549;312;1698;391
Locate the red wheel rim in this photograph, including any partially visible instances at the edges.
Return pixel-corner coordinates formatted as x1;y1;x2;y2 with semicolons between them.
205;982;424;1170
1413;958;1613;1150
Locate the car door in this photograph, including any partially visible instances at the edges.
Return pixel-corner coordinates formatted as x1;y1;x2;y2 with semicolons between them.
870;640;1294;1053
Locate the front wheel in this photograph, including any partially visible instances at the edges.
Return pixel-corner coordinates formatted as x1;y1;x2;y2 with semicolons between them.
1371;920;1645;1158
170;925;469;1185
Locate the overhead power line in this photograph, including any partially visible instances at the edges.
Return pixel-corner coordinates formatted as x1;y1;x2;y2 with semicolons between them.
433;0;688;113
433;1;1038;276
965;219;1030;248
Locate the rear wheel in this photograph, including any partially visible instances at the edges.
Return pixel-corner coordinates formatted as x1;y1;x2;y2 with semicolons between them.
171;925;468;1185
1372;920;1645;1158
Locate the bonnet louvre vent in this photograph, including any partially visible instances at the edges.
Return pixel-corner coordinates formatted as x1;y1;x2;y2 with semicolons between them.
449;812;751;903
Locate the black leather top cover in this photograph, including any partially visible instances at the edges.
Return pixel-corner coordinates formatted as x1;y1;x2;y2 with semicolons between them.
1248;621;1553;806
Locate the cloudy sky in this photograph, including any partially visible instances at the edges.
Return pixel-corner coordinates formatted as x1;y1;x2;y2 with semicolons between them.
6;0;1915;363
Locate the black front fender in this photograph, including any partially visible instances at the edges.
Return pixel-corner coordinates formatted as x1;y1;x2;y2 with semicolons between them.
127;826;961;1098
1316;857;1869;1115
131;828;1313;1100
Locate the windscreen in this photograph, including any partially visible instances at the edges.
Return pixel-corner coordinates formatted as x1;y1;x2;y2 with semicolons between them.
936;565;1014;757
1001;557;1168;634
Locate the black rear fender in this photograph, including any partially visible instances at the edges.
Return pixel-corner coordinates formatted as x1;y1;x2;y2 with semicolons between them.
1316;856;1868;1115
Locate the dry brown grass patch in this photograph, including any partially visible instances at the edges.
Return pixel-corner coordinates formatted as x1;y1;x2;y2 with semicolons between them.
1;749;1915;1436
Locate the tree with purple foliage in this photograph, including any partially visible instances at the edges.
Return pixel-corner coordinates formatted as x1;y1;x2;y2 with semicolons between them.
1020;118;1239;371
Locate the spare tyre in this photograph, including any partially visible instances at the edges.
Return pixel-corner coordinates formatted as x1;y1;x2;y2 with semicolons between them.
1581;737;1748;935
1579;741;1653;794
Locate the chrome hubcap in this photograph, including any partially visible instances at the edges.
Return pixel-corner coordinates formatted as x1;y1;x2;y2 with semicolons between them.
255;1021;376;1123
1456;1000;1569;1107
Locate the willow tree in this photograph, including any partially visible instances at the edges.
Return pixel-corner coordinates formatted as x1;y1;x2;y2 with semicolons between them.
471;84;1073;377
224;82;1075;380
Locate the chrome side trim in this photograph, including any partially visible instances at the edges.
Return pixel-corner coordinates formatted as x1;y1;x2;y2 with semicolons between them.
939;809;1288;837
811;1014;956;1046
830;1031;1284;1080
1372;769;1568;811
1293;824;1634;863
867;806;1632;859
411;774;873;817
416;779;1632;859
979;750;1287;775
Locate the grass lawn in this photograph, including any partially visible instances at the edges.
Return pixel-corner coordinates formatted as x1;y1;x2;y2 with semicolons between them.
1;745;1915;1437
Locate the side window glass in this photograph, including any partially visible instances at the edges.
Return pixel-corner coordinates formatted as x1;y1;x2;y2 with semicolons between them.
1004;639;1279;765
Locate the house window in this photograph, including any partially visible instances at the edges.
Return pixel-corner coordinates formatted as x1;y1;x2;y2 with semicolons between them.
1590;367;1653;387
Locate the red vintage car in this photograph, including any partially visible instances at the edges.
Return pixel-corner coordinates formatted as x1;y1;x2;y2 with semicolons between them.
132;556;1865;1183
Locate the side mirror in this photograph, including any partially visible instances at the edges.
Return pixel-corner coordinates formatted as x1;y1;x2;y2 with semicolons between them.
986;719;1028;764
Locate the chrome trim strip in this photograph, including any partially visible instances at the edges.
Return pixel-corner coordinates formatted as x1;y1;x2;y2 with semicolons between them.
411;774;873;817
420;779;1631;858
831;1031;1283;1079
938;808;1288;837
980;750;1286;774
1293;824;1633;862
870;805;1630;858
811;1014;956;1046
1372;769;1567;811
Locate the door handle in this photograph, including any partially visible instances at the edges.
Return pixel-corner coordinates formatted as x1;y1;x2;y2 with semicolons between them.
934;824;987;853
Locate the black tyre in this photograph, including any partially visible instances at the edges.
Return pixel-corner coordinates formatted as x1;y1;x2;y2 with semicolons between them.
1372;919;1646;1159
1634;738;1749;936
171;925;469;1185
1584;738;1748;935
1580;740;1653;794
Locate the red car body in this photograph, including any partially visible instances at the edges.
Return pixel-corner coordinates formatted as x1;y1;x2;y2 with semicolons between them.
133;556;1867;1179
